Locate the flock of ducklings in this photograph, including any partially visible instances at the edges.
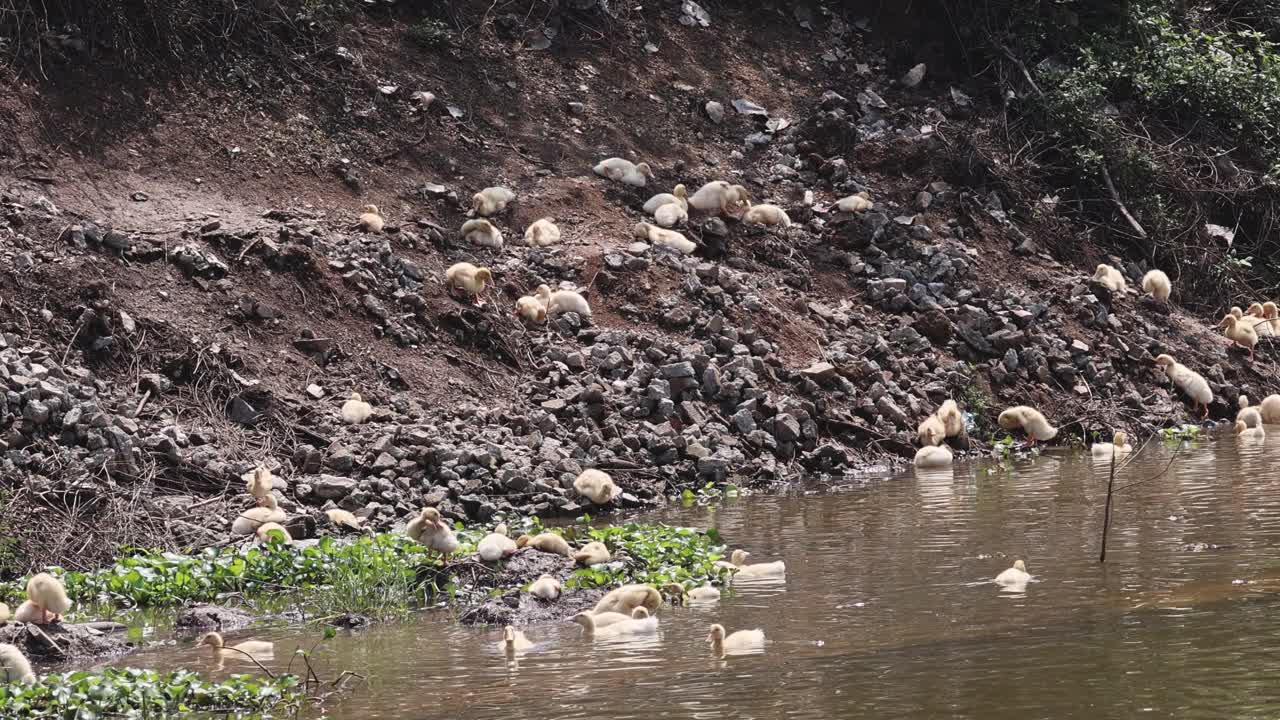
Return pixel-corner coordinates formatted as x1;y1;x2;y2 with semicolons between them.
0;572;73;683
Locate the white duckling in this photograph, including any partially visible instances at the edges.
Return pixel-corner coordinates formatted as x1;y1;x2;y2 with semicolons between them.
1092;263;1127;292
1245;303;1274;338
916;414;945;446
707;624;765;657
937;399;965;438
1237;395;1263;428
0;643;35;684
535;284;592;320
460;218;504;250
501;625;532;654
471;186;516;216
230;494;287;536
13;602;42;624
357;204;384;233
593;157;653;187
1142;269;1171;301
997;405;1058;445
25;573;71;624
254;522;293;545
836;192;873;213
1091;431;1133;461
592;584;662;615
633;222;696;254
572;541;612;566
730;549;786;577
913;445;953;468
522;218;560;246
529;574;563;601
341;391;373;424
654;201;688;228
687;585;721;602
1220;313;1259;360
406;507;460;563
572;608;659;639
1155;354;1213;419
0;602;9;623
586;610;634;628
1261;394;1280;424
199;632;274;661
643;184;688;214
325;509;366;530
477;523;518;562
573;469;621;505
742;203;792;228
445;262;494;306
1235;420;1266;441
689;181;751;215
516;532;573;557
515;295;547;324
994;559;1031;586
244;466;273;502
1264;301;1280;336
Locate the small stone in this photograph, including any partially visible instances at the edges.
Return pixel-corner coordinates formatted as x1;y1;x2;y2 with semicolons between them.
705;101;725;124
901;63;927;88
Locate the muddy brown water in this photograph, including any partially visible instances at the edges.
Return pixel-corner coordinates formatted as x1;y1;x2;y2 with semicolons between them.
108;432;1280;718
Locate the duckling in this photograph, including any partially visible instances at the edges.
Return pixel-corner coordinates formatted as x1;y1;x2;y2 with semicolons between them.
687;585;721;603
1230;305;1245;319
994;559;1031;586
460;218;504;250
1264;301;1280;336
1237;395;1263;429
573;541;612;566
12;602;42;624
529;574;562;601
231;494;287;536
937;399;965;438
707;624;765;657
1245;303;1274;337
341;391;373;424
836;192;873;213
245;466;273;502
0;643;34;683
916;414;945;446
515;532;572;557
997;405;1058;445
634;221;696;255
1235;419;1267;440
522;218;560;246
1261;394;1280;424
730;549;786;577
406;507;460;563
1219;313;1258;360
573;469;621;505
254;522;293;545
913;445;953;468
477;523;518;562
592;584;662;615
501;625;532;653
1092;264;1127;292
688;181;751;215
1142;269;1171;301
515;295;547;324
535;284;592;320
199;632;274;660
325;508;366;531
25;573;71;624
471;186;516;217
572;610;659;639
643;184;688;214
593;157;654;187
445;262;494;306
1091;431;1133;460
357;205;384;233
654;201;688;228
742;203;792;228
1155;354;1213;419
586;610;635;628
0;603;8;623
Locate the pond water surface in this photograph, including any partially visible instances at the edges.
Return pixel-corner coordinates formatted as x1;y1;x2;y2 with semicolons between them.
114;431;1280;719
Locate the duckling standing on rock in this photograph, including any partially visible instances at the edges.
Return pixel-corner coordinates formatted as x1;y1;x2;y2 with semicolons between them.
1219;313;1258;360
471;186;515;217
535;284;592;320
574;469;621;505
529;575;562;601
1091;431;1133;461
592;584;661;615
742;204;792;228
522;218;560;246
477;523;518;562
573;541;612;566
516;532;572;557
593;157;653;187
997;406;1058;446
25;572;71;625
445;262;494;306
460;218;504;250
1264;302;1280;336
0;643;35;683
357;205;384;233
230;494;287;536
245;466;273;502
1092;264;1127;292
914;445;953;468
1235;420;1267;441
707;624;765;657
406;507;460;563
1142;269;1171;301
1155;354;1212;419
341;391;373;424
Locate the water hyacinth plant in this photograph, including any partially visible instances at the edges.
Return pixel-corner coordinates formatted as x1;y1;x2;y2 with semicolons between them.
0;668;301;718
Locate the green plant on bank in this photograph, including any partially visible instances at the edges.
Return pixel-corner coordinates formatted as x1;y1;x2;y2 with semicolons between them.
991;436;1017;461
1160;424;1202;442
954;372;992;437
0;668;301;718
407;19;453;49
680;482;741;505
561;524;731;591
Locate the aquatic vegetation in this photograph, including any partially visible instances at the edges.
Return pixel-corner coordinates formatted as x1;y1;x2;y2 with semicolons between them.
679;482;741;505
562;523;732;591
0;668;301;718
1160;424;1202;442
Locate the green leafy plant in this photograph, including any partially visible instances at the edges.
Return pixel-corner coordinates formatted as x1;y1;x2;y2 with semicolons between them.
1160;424;1202;442
562;523;732;591
0;668;301;718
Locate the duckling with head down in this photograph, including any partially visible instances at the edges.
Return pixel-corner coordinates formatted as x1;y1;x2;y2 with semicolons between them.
591;584;661;615
528;574;562;601
477;523;518;562
573;469;621;505
522;218;560;246
406;507;460;563
515;532;572;557
471;186;516;217
1091;431;1133;461
997;405;1058;446
573;541;612;566
357;205;384;233
1142;269;1171;301
913;445;953;468
1092;264;1127;292
593;157;654;187
24;573;71;625
445;262;494;306
341;391;372;424
0;643;35;683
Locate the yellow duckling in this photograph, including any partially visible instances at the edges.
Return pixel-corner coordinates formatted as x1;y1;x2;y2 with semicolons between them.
633;222;696;255
936;399;964;438
572;541;612;566
742;203;792;228
643;184;688;214
0;602;9;623
515;532;572;557
199;632;274;660
357;204;384;233
528;574;562;601
1235;420;1266;441
341;391;373;424
591;584;661;615
477;523;518;562
254;522;293;545
0;643;35;683
1261;394;1280;424
445;262;494;306
1091;431;1132;461
913;445;953;468
1246;303;1274;338
573;469;621;505
916;413;945;446
836;192;873;213
994;559;1031;586
534;284;592;320
406;507;460;562
730;549;786;577
13;602;42;624
1155;354;1213;419
515;295;547;324
501;625;532;654
689;181;751;215
1237;395;1263;429
459;218;504;250
522;218;560;246
231;493;287;535
244;466;273;502
1091;263;1127;292
325;508;366;531
572;608;659;639
707;624;765;657
1219;313;1258;360
654;201;688;228
997;405;1058;445
1264;301;1280;336
471;186;516;217
593;157;653;187
1141;269;1171;301
24;573;70;625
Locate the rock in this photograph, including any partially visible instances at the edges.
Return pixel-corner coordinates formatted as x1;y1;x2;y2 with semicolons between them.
901;63;927;88
876;397;911;429
801;362;837;382
773;413;802;442
175;605;256;631
705;101;725;124
313;475;357;500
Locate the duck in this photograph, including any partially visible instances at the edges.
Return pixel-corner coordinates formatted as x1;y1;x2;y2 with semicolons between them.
254;522;293;545
573;469;621;505
325;509;366;530
501;625;532;653
1235;420;1266;440
916;414;945;446
0;643;35;684
460;218;504;250
593;157;653;187
654;201;688;228
1141;269;1171;301
13;602;43;624
472;186;516;216
245;466;273;501
1261;394;1280;424
1091;431;1133;460
689;181;751;215
1237;395;1263;429
406;507;460;562
1219;313;1258;360
1264;301;1280;336
573;541;612;566
515;295;547;324
25;573;71;624
231;494;287;536
516;532;572;557
836;192;873;213
0;603;8;623
445;262;494;306
994;559;1031;586
535;284;592;320
1092;263;1127;292
477;523;518;562
586;610;635;628
357;204;384;233
572;609;659;639
687;585;721;602
199;632;274;660
707;624;765;657
997;405;1058;445
633;222;696;255
522;218;560;246
529;574;562;601
592;584;662;615
913;445;953;468
730;549;786;577
1245;303;1274;337
742;203;792;228
937;399;965;438
1155;354;1213;419
341;391;373;424
643;184;688;214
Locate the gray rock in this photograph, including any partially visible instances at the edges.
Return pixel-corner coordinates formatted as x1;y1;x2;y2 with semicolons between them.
314;475;357;500
705;101;725;124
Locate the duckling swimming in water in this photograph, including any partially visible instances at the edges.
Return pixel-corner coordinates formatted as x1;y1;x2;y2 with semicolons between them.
730;549;786;577
913;445;953;468
1091;431;1133;461
707;624;765;657
994;559;1031;587
501;625;532;654
591;584;661;615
